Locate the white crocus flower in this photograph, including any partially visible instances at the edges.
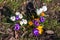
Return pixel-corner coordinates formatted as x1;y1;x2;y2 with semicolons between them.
42;6;47;12
22;19;27;24
10;16;15;21
15;12;20;15
20;21;24;26
19;14;23;19
36;8;43;15
15;12;23;19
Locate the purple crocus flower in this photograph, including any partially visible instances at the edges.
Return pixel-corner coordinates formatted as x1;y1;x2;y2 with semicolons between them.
14;23;20;30
33;28;39;36
40;16;45;22
15;15;20;20
33;20;40;26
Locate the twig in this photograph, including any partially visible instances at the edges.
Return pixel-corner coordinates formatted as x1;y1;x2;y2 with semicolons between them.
0;31;5;34
21;31;28;38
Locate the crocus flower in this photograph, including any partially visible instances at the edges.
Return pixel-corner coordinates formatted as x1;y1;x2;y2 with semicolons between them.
15;12;23;19
36;8;43;15
33;20;40;26
22;19;27;24
33;28;39;36
42;6;47;12
28;21;33;26
14;23;20;30
19;14;23;19
36;5;47;16
20;21;24;26
37;25;43;34
20;19;27;25
38;28;43;34
40;16;45;22
10;16;15;21
15;12;20;15
15;15;20;20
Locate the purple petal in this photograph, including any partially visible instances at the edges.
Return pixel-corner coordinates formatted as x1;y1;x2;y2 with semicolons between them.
14;24;20;30
15;15;20;20
33;20;40;26
40;16;45;22
33;28;39;36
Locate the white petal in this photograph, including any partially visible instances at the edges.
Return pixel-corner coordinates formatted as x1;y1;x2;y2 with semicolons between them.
10;16;15;21
19;14;23;19
20;21;24;25
36;8;43;15
22;19;27;24
15;12;20;15
42;6;47;12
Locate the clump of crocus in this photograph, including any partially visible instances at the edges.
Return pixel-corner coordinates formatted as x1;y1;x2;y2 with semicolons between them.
9;4;47;38
10;12;23;21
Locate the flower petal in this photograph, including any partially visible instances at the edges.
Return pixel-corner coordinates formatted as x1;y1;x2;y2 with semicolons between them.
42;6;47;12
33;28;39;36
10;16;15;21
15;12;20;15
20;21;24;26
19;14;23;19
40;16;45;22
22;19;27;24
36;8;43;15
14;24;20;30
33;20;40;26
15;15;20;20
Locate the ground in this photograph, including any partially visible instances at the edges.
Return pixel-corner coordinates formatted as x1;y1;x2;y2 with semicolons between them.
0;0;60;40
